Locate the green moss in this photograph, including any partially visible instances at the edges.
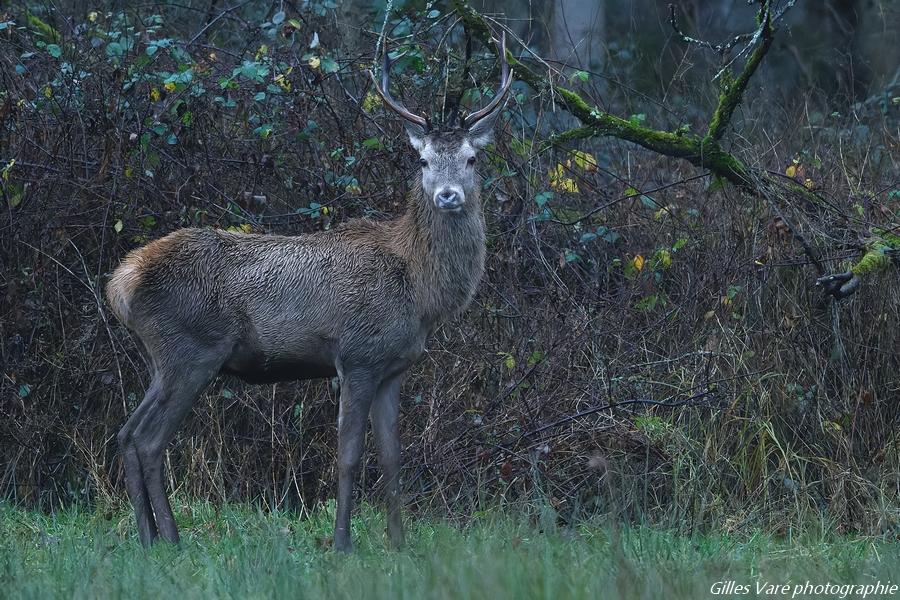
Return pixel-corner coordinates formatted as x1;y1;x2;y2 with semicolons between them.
874;228;900;248
705;24;773;141
851;232;900;276
851;247;892;276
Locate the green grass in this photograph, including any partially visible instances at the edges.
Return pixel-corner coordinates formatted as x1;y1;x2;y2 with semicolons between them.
1;501;897;599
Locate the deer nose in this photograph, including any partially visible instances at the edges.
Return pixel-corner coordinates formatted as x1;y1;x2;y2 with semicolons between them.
435;189;462;210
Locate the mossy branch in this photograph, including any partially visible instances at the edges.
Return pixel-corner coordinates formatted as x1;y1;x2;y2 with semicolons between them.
454;0;788;196
817;231;898;299
704;3;774;142
851;230;900;277
455;0;886;299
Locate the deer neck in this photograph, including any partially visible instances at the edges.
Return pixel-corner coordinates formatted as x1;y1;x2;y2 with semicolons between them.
394;181;486;328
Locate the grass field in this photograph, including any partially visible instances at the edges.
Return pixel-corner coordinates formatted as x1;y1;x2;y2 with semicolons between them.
1;501;897;599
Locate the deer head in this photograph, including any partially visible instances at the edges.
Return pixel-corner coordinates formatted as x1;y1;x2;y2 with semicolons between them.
372;34;512;213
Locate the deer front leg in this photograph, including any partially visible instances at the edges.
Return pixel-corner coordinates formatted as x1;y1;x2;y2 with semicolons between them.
334;369;377;552
370;374;404;548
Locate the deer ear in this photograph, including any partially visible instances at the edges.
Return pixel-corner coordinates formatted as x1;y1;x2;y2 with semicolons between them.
467;109;502;149
405;122;426;152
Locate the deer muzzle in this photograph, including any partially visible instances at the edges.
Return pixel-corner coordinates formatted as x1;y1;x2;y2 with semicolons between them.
434;188;464;211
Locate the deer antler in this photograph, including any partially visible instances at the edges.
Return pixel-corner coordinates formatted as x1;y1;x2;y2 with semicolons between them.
463;32;513;128
370;51;429;129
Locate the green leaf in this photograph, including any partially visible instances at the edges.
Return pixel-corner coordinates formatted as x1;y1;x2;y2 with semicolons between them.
634;294;659;311
113;219;123;233
595;226;621;244
319;56;339;74
8;183;24;208
361;137;383;150
46;44;61;58
254;91;266;101
572;70;589;83
534;191;554;207
627;113;647;126
253;124;273;138
106;41;123;58
237;61;269;82
581;226;620;245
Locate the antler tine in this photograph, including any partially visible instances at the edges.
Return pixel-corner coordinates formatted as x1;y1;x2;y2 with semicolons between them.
370;50;428;129
464;32;513;128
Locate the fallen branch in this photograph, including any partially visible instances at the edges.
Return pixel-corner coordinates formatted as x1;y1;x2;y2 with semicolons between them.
817;229;900;299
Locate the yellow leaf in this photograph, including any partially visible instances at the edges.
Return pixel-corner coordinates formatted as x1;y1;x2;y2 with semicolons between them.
632;254;645;272
113;219;123;233
1;159;14;182
255;45;268;60
43;86;53;99
362;91;380;113
87;11;98;22
163;81;176;92
308;56;321;70
569;150;598;173
654;204;677;220
124;166;133;179
274;68;293;91
655;249;672;269
804;178;814;190
785;165;796;178
549;163;579;194
149;87;161;101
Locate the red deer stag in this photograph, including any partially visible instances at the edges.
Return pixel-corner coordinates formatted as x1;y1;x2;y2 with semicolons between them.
107;35;511;551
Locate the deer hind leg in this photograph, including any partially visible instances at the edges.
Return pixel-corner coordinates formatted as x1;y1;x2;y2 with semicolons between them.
118;376;164;546
370;374;404;548
334;368;378;552
131;354;221;544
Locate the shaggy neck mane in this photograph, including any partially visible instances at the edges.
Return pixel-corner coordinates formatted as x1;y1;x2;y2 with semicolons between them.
390;179;486;327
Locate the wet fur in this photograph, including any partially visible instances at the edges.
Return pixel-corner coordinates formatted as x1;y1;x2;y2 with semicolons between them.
106;137;487;550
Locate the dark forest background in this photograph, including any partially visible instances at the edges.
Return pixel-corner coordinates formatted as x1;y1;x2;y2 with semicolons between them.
1;0;898;535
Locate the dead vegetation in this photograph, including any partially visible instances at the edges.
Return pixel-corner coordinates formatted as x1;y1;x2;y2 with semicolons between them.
1;1;898;535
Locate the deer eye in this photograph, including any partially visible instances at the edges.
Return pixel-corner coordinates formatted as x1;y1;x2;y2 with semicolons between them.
466;156;476;166
419;159;428;168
